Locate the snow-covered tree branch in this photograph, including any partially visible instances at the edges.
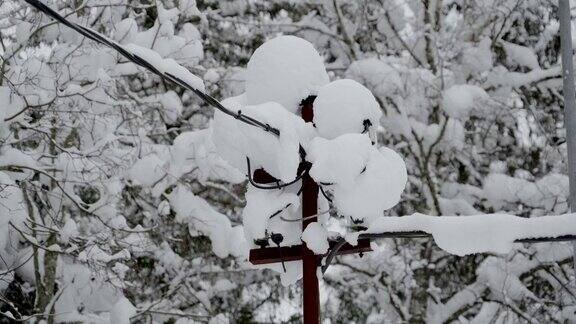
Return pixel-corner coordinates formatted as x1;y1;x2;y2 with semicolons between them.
1;0;576;323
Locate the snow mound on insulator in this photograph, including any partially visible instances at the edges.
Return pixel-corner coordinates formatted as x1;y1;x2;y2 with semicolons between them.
212;98;315;183
245;35;329;114
307;134;407;223
307;134;373;186
313;79;382;140
242;185;300;245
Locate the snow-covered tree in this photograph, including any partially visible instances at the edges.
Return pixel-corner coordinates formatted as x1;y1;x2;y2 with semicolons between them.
0;0;249;322
200;0;576;322
2;0;576;323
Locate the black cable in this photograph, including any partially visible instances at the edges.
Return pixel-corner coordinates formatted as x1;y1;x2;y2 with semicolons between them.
321;238;346;274
246;157;310;190
320;231;576;273
268;203;293;219
319;185;332;202
271;233;286;272
23;0;280;137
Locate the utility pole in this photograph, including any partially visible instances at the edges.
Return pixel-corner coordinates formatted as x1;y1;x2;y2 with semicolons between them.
300;98;321;324
249;98;371;324
559;0;576;274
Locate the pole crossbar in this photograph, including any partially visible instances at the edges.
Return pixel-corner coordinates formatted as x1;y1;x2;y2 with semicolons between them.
249;238;372;265
250;232;576;274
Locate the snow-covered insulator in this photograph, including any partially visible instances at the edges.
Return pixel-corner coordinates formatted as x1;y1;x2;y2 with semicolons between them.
212;98;315;183
307;134;407;224
242;186;300;246
313;79;382;141
332;145;407;224
245;35;329;114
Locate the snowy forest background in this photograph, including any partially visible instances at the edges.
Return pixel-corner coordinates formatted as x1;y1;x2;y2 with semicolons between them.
1;0;575;323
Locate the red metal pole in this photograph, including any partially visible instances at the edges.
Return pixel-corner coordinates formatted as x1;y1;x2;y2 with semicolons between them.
301;97;320;324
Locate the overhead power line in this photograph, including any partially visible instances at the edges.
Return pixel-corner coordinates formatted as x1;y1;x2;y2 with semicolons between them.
22;0;280;137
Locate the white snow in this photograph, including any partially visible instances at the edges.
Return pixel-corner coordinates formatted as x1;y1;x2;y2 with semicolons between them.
113;18;138;44
362;213;576;256
158;200;171;216
213;100;314;183
0;172;26;257
169;129;245;184
109;296;137;324
127;154;165;186
211;94;250;174
78;246;130;264
345;58;402;98
301;222;330;254
477;257;536;301
159;90;183;123
307;134;373;186
0;147;38;174
60;219;78;244
441;84;490;119
242;186;300;244
55;263;121;323
501;41;540;70
123;43;205;92
486;65;561;88
307;134;407;222
461;38;493;74
209;314;230;324
245;35;329;113
0;86;25;122
313;79;382;140
483;173;568;211
169;185;245;258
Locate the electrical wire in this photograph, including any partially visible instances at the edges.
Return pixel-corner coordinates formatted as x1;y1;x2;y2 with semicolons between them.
246;157;310;190
319;185;332;202
280;209;332;222
23;0;280;137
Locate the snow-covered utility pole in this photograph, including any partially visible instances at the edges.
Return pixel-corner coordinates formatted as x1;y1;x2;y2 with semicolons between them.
300;99;321;324
559;0;576;274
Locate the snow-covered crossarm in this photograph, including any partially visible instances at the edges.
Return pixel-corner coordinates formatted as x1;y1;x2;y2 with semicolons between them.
23;0;280;137
256;213;576;273
349;213;576;257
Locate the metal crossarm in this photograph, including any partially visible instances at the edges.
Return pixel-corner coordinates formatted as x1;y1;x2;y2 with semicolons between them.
250;231;576;274
249;238;372;265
